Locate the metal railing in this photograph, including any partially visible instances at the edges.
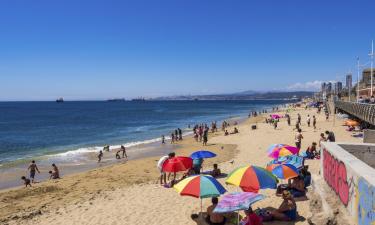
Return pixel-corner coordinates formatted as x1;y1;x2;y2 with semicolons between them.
334;101;375;125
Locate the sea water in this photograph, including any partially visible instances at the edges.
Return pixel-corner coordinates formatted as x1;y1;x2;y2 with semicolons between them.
0;100;287;188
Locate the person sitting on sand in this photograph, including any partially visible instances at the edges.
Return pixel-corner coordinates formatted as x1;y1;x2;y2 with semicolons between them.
241;206;262;225
206;197;226;225
306;142;318;159
224;130;229;136
52;163;60;179
210;164;221;178
288;175;306;198
230;127;239;134
49;170;59;179
21;176;32;187
270;190;297;221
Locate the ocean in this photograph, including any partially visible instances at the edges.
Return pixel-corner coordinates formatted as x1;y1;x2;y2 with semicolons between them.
0;100;287;189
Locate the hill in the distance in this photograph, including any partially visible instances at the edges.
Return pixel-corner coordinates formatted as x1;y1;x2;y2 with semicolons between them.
152;91;313;100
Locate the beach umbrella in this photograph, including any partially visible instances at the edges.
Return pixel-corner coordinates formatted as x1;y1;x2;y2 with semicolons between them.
267;144;299;159
266;164;299;180
226;165;278;193
213;192;265;213
346;120;359;126
190;150;217;159
162;156;192;173
271;114;282;119
174;175;226;214
267;155;304;170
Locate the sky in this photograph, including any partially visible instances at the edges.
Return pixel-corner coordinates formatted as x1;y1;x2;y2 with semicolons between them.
1;0;375;100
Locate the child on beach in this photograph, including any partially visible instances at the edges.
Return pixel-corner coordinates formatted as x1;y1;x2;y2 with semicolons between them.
210;164;221;178
115;151;121;159
21;176;32;187
98;150;103;163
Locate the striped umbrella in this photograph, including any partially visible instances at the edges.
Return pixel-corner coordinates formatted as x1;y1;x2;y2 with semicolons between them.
174;175;226;214
267;144;299;159
226;165;278;193
266;164;299;180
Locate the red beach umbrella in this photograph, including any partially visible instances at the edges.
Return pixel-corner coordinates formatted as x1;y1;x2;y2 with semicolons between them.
162;156;193;173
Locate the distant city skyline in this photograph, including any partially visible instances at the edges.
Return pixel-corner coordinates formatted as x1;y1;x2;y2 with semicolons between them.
1;0;375;100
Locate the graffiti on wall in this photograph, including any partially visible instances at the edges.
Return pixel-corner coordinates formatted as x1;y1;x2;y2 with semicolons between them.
356;177;375;225
323;149;350;206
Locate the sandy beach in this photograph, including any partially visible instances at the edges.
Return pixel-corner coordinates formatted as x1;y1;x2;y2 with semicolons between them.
0;106;361;225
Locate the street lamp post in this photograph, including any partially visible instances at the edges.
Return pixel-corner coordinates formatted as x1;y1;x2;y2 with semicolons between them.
357;57;360;102
370;40;374;96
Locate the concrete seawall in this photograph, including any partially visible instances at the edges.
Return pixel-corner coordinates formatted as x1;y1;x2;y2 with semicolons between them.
320;142;375;225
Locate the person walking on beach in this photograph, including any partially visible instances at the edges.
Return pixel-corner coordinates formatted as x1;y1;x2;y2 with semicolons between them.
297;114;301;125
295;129;303;150
294;120;300;131
98;150;103;163
174;130;178;141
161;135;165;144
121;145;127;159
171;133;175;144
312;115;316;130
203;127;208;146
28;160;40;183
306;115;311;127
287;114;291;126
178;128;182;140
273;120;278;129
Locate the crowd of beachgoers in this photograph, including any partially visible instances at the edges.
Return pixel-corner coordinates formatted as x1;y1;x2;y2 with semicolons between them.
15;101;363;225
147;102;341;225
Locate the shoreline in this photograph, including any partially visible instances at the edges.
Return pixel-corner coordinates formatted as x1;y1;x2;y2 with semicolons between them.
0;103;276;191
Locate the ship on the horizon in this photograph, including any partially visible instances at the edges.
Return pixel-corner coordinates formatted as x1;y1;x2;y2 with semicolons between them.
131;97;146;102
107;98;126;102
56;97;64;103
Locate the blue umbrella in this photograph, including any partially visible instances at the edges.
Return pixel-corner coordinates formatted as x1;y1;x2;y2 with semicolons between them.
190;150;217;159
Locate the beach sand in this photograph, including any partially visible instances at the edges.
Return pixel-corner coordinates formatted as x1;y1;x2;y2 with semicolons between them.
0;106;361;225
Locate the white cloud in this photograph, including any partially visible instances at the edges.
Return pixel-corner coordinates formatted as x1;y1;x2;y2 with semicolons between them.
287;80;323;91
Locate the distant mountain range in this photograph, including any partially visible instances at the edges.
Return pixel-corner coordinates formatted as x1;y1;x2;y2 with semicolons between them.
152;91;314;101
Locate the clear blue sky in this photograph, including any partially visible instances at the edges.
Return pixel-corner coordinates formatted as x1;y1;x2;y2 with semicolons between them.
1;0;374;100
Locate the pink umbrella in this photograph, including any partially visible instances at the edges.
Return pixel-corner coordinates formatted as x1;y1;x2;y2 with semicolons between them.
267;144;299;159
271;114;282;119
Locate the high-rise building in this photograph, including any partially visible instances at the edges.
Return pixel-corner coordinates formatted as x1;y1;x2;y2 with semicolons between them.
326;82;332;93
336;82;343;93
322;82;326;93
346;74;352;89
321;82;326;92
